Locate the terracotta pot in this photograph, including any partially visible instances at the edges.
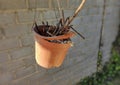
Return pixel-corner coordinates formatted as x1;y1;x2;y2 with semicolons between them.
34;25;75;69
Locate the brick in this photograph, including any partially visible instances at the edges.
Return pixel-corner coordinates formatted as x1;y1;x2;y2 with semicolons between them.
9;79;29;85
71;17;82;26
0;26;6;38
103;19;119;29
84;0;96;7
80;55;97;70
80;16;94;25
0;0;26;10
96;0;104;6
0;27;3;39
36;64;48;72
29;0;49;9
50;19;64;26
70;63;96;79
79;42;99;54
78;8;88;16
67;57;97;75
46;66;64;74
105;6;120;15
71;64;96;84
102;27;118;55
0;38;20;51
93;15;102;23
0;51;9;64
50;72;71;85
106;0;120;6
53;69;68;80
22;55;36;67
0;12;15;25
26;72;53;84
64;10;75;18
9;47;33;60
104;12;119;24
0;70;14;85
81;23;100;38
71;24;88;35
28;80;39;85
80;15;102;25
87;7;101;15
26;72;44;81
38;74;54;84
3;24;30;37
51;0;67;8
64;62;82;73
62;54;78;67
69;0;83;8
20;33;34;46
0;60;25;72
50;80;68;85
17;10;41;23
43;10;58;20
15;65;36;79
84;0;103;7
27;24;35;33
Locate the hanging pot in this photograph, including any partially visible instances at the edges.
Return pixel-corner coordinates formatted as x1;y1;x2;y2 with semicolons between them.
33;25;75;69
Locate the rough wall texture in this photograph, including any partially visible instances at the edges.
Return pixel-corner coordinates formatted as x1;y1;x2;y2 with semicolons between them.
0;0;119;85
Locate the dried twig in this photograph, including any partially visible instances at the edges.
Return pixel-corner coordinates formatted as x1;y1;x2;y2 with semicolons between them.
34;0;86;44
70;26;85;39
62;10;65;25
66;0;86;26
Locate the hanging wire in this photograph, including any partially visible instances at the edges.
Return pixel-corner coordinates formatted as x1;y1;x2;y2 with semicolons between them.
56;0;62;18
32;0;85;40
52;0;59;22
32;0;38;29
33;0;37;22
66;0;86;39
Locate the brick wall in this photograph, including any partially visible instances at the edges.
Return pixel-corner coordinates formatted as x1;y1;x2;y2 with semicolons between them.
0;0;119;85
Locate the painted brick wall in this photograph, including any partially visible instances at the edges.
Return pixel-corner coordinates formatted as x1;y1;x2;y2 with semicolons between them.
0;0;119;85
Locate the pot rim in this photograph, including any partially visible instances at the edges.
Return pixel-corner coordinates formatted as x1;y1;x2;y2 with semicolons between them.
33;25;75;40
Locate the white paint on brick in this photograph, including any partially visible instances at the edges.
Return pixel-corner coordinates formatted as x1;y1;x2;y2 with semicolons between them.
17;10;41;23
15;65;36;79
29;0;49;9
0;51;9;64
0;71;14;85
43;10;58;20
0;60;25;72
51;0;67;8
0;38;20;51
9;46;33;60
3;24;30;37
10;79;29;85
0;12;15;25
22;55;36;67
20;33;34;46
0;0;26;10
